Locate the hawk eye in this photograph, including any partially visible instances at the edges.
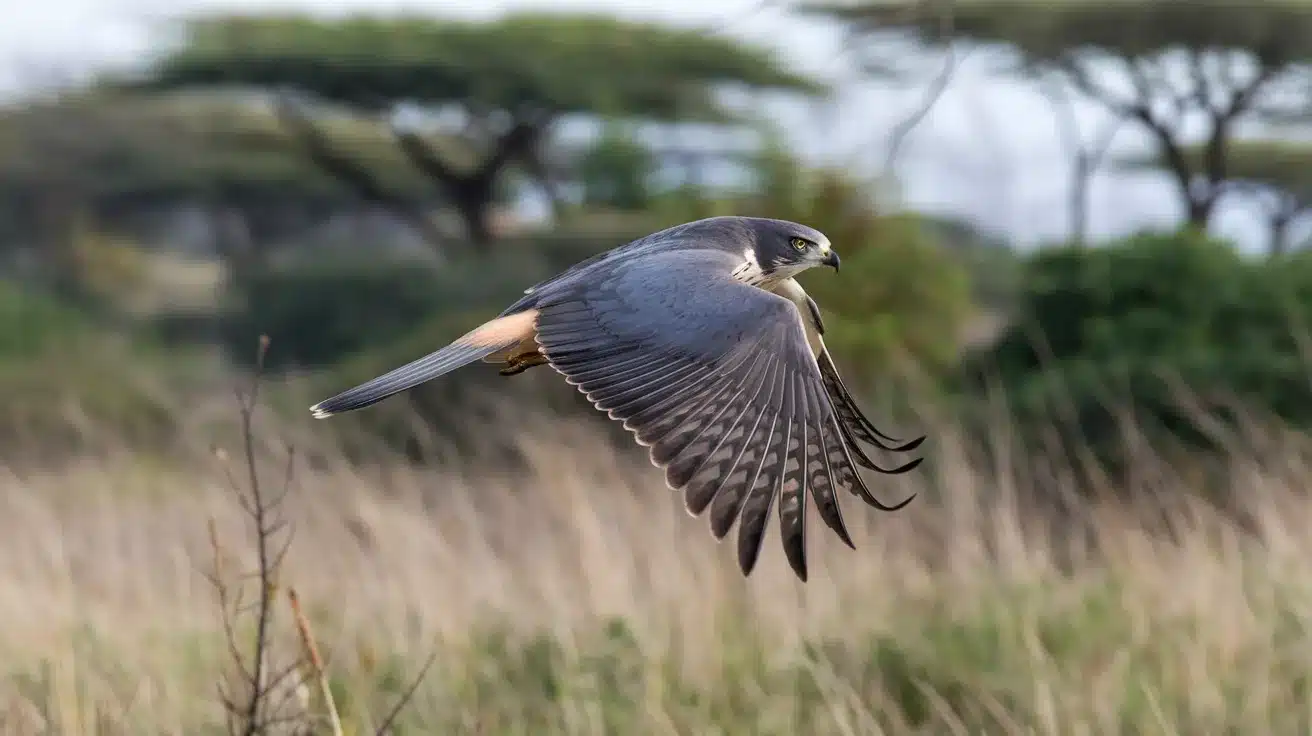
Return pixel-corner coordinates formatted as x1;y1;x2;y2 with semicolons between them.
789;237;809;251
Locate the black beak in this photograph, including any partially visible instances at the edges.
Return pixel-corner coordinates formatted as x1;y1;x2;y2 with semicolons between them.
823;250;840;272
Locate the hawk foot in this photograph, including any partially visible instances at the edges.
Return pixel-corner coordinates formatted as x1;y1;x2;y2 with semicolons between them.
499;352;549;376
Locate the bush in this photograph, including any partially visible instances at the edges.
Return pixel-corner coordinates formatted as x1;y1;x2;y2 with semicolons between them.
574;122;657;211
796;212;972;385
960;229;1312;464
0;280;98;360
218;252;543;370
0;280;179;461
217;224;665;372
736;144;974;388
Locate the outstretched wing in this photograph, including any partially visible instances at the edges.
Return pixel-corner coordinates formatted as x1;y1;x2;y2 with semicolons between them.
782;280;927;468
532;249;916;581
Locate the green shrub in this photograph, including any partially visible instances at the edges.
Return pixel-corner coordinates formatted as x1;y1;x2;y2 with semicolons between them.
219;253;542;370
0;280;180;461
0;280;99;359
797;212;973;385
735;144;974;388
960;229;1312;465
574;122;658;211
218;224;664;372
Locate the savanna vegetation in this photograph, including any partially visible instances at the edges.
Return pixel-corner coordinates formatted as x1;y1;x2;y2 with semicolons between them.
5;3;1312;733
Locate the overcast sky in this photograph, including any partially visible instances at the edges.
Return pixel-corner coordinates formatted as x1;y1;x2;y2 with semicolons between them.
0;0;1269;250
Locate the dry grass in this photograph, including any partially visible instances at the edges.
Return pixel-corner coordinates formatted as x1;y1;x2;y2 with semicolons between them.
1;391;1312;734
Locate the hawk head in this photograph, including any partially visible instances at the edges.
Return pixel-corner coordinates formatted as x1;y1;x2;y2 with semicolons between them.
744;217;840;283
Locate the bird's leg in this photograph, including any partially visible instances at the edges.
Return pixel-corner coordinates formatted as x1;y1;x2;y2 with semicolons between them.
499;350;550;376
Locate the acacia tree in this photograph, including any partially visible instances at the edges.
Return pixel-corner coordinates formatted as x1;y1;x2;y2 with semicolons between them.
136;13;823;249
808;0;1312;234
1122;140;1312;255
0;91;448;285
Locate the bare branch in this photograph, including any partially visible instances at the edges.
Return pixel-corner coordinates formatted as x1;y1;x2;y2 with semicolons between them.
374;648;439;735
1038;76;1082;159
206;335;316;735
1037;74;1124;245
389;111;549;245
392;130;463;196
274;93;452;252
881;0;960;174
203;335;432;733
1055;54;1136;118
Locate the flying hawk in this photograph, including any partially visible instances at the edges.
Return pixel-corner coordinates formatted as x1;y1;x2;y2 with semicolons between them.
311;216;924;581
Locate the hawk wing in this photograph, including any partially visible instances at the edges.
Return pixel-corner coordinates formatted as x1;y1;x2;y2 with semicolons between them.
532;248;918;581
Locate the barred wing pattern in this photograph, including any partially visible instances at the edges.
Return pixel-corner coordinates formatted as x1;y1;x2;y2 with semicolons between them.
532;249;917;581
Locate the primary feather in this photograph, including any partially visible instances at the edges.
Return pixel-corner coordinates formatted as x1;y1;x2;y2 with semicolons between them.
309;216;924;581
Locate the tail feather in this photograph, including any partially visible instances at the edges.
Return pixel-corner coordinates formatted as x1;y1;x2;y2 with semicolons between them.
309;310;537;418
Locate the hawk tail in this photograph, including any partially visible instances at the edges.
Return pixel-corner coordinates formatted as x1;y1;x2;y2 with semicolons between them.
309;310;538;418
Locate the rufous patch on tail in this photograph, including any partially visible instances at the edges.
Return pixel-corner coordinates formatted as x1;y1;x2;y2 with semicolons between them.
459;309;539;349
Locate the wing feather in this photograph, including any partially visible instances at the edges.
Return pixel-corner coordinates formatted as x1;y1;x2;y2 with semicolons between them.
818;349;926;455
531;249;918;580
680;354;779;516
777;374;810;580
736;376;793;577
802;379;854;549
647;351;764;464
703;346;786;542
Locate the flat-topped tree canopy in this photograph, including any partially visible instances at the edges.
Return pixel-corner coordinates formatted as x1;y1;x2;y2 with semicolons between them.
146;13;824;121
810;0;1312;64
1121;140;1312;200
134;12;824;246
0;91;459;246
808;0;1312;229
1119;138;1312;253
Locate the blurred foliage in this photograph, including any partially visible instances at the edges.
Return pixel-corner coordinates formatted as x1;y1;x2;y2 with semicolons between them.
1121;139;1312;202
224;253;540;372
810;0;1312;63
1120;139;1312;254
221;257;495;372
811;0;1312;228
918;216;1020;310
960;229;1312;466
134;12;824;245
0;280;98;361
739;140;974;385
574;123;658;211
0;280;178;462
0;91;445;233
232;579;1312;734
64;222;153;312
144;13;823;119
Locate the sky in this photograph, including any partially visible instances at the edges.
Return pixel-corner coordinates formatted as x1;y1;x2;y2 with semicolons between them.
0;0;1270;250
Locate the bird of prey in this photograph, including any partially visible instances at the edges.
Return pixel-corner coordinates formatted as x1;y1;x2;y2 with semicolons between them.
310;216;924;581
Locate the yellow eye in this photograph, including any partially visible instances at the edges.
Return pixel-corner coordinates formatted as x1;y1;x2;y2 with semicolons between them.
790;237;809;251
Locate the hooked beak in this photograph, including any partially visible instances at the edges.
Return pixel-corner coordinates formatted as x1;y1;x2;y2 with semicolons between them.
823;249;841;272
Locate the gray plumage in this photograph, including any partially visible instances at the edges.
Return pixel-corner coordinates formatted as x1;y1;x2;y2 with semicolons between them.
310;216;924;581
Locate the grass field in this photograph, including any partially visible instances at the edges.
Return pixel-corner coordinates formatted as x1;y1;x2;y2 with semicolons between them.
2;384;1311;735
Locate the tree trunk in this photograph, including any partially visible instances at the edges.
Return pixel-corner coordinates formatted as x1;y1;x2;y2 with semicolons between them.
451;183;496;246
1270;210;1293;257
1185;194;1214;230
1069;153;1091;247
